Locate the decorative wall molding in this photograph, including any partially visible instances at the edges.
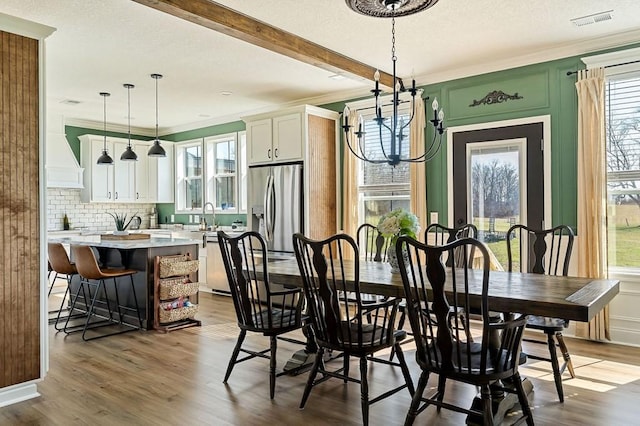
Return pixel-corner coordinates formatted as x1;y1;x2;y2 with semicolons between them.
470;90;523;107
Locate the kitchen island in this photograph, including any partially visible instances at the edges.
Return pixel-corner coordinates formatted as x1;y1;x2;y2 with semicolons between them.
48;235;201;330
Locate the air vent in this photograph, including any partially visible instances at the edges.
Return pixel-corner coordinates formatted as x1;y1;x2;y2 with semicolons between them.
59;99;82;106
571;10;613;27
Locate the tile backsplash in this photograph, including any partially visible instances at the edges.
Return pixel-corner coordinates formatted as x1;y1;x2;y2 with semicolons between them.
47;188;155;231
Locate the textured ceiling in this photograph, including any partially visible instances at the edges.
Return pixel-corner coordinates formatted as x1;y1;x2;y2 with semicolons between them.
1;0;639;134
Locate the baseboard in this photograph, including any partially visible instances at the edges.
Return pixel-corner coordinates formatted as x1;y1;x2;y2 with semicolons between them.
0;383;40;408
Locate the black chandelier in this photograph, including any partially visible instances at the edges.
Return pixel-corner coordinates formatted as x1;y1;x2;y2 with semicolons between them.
343;0;444;166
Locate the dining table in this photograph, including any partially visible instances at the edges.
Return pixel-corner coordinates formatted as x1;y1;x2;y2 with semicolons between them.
263;257;620;424
265;258;619;323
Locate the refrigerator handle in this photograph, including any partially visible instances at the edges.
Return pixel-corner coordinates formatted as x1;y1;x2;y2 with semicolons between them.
269;173;276;241
264;174;274;242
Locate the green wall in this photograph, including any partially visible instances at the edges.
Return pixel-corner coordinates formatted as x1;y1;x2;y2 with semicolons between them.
321;56;585;230
65;125;153;163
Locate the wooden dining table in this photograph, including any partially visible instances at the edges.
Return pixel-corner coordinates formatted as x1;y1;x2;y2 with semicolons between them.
265;258;619;322
265;257;620;424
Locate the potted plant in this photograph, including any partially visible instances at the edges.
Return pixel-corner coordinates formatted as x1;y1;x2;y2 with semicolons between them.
107;212;137;235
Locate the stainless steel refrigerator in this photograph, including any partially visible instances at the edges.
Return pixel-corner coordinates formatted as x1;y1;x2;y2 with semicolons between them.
248;162;303;254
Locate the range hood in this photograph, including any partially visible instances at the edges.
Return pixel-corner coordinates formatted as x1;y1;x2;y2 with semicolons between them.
45;113;84;189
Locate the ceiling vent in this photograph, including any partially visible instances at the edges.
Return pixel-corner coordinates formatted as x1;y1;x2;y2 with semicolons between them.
571;10;613;27
60;99;82;106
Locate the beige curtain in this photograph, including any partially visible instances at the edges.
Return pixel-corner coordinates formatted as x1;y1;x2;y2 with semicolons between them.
342;110;360;258
409;97;428;235
575;67;610;341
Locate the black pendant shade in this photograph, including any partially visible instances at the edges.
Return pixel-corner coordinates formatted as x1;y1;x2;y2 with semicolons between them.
147;73;166;157
97;91;113;165
120;145;138;161
121;83;138;161
97;149;113;165
148;139;166;157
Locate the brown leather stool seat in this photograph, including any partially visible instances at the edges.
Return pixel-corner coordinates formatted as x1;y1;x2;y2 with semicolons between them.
64;245;142;341
48;243;83;329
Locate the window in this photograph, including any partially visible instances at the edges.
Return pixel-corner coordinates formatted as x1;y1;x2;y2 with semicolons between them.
357;105;411;225
205;131;247;214
175;139;203;212
606;72;640;270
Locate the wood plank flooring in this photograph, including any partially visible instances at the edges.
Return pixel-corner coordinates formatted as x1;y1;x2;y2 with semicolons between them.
3;291;640;425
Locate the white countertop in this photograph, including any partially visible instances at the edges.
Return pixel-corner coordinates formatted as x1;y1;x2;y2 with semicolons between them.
48;234;201;249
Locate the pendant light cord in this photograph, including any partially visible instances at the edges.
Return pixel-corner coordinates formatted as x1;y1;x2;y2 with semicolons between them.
155;76;159;139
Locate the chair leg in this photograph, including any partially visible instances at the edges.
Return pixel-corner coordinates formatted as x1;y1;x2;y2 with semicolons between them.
48;272;58;297
300;347;324;409
555;332;575;378
436;374;447;412
393;342;414;395
359;356;370;426
480;384;494;426
546;331;565;402
223;330;246;384
343;353;350;383
512;373;535;426
269;335;277;399
63;280;85;333
404;371;429;426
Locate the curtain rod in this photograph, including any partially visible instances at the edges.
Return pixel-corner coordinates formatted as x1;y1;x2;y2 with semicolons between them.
566;59;640;76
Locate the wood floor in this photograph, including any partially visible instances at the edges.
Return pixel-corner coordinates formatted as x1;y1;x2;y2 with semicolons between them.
3;291;640;425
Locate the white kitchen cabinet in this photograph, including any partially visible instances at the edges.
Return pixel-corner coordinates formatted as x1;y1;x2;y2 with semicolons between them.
133;141;151;202
150;142;174;203
83;136;114;202
113;140;136;202
80;134;173;203
246;112;302;165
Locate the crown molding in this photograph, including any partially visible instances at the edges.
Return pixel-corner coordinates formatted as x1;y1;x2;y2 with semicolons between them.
412;28;640;86
64;118;155;137
0;12;55;40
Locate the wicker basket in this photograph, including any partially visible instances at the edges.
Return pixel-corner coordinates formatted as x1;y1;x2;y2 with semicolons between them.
158;279;200;300
159;259;200;278
158;304;199;324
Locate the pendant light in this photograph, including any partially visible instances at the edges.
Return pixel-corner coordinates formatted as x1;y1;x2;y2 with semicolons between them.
120;83;138;161
96;92;114;165
148;73;166;157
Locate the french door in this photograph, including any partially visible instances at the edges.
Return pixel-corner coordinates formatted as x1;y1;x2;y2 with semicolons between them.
448;119;549;265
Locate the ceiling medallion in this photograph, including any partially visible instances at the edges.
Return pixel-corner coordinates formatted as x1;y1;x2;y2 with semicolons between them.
345;0;440;17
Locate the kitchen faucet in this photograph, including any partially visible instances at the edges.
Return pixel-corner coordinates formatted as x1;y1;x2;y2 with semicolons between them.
203;202;216;231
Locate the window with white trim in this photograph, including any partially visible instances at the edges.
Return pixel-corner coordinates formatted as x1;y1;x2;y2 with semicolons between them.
606;71;640;270
357;104;411;225
175;139;203;212
204;131;247;214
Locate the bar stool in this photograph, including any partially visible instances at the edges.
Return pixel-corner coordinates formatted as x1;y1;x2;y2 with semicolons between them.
64;245;143;341
48;243;82;330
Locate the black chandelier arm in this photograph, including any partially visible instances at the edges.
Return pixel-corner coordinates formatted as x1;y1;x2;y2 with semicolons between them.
422;132;445;161
345;129;388;164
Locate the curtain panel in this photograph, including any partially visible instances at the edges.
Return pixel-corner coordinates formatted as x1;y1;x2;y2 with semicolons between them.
575;67;610;341
409;97;428;235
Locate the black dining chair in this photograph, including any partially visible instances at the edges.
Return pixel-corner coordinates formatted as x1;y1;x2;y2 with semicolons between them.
355;223;392;316
217;230;307;399
397;235;534;425
392;223;478;360
507;223;576;402
357;223;391;262
293;232;414;426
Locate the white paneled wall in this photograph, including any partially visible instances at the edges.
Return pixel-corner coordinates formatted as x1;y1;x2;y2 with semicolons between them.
47;188;155;231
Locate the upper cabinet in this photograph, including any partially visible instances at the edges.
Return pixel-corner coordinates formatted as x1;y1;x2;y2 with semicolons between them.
243;105;340;240
79;135;174;203
246;111;302;165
